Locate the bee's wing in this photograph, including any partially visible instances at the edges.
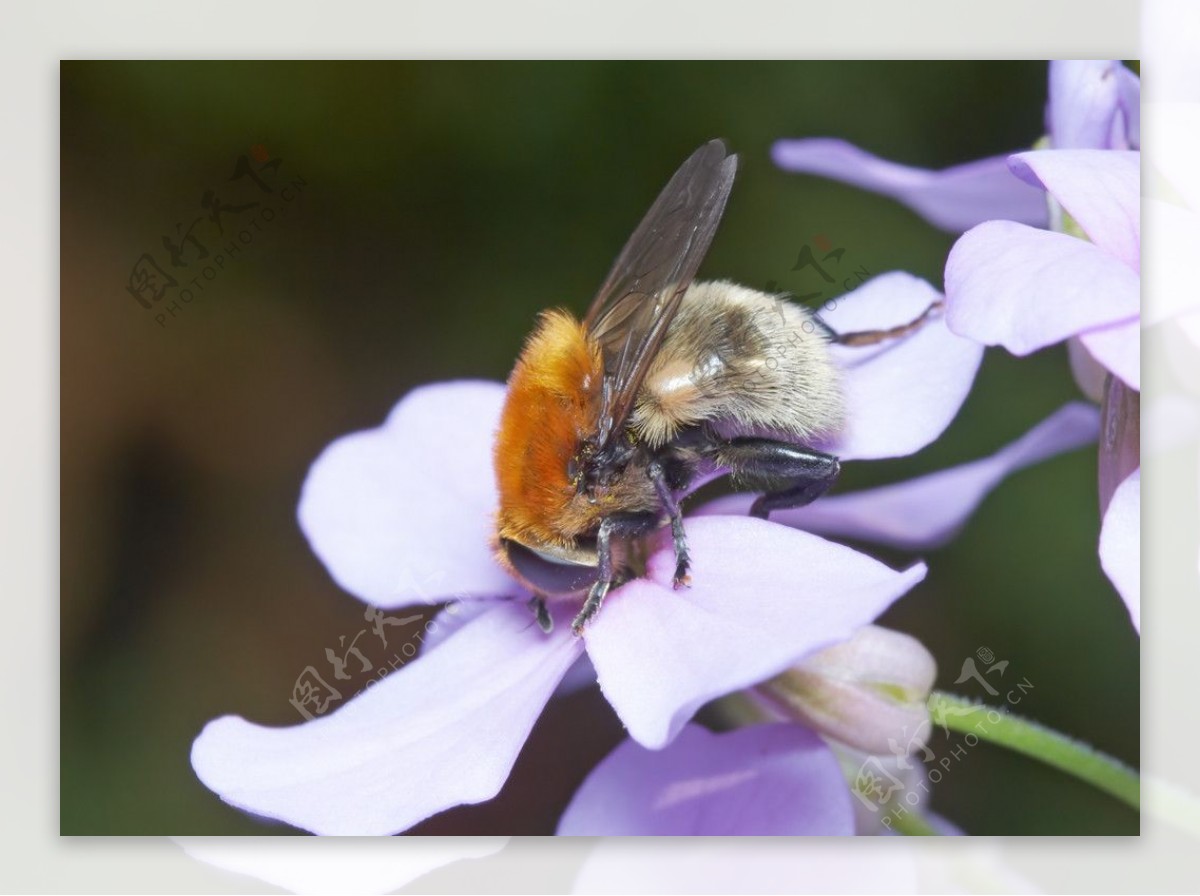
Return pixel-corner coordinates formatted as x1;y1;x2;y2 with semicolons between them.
583;139;738;448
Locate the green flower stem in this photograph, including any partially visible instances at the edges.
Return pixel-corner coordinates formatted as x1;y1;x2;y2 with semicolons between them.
887;808;939;837
929;690;1139;812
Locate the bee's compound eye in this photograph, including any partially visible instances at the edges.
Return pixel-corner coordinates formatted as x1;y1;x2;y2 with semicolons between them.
567;456;580;482
499;538;597;596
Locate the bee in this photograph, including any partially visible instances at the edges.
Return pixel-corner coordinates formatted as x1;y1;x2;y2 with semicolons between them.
493;140;939;634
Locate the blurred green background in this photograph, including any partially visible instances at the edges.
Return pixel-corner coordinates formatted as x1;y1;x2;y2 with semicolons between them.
60;61;1138;835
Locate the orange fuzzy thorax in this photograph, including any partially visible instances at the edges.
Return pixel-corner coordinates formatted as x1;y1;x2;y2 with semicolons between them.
494;309;605;548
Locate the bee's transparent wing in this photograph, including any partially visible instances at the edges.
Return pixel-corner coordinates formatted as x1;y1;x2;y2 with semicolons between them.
583;139;737;448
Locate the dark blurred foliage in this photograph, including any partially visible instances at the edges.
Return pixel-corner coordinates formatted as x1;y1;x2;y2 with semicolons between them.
60;61;1138;835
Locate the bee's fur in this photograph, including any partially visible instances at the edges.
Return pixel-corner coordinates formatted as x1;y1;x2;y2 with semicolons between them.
633;280;843;447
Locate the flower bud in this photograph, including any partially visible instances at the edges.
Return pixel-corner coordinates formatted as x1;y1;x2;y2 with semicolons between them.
756;625;937;756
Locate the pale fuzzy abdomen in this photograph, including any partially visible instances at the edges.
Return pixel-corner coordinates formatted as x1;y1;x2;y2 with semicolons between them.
632;280;844;448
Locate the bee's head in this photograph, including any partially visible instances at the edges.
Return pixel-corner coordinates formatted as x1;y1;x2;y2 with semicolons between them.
569;437;631;504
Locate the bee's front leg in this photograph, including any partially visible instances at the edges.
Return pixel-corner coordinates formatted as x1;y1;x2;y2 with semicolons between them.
572;511;659;634
647;458;690;588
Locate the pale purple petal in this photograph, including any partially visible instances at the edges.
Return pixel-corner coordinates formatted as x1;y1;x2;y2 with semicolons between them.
1009;150;1141;271
772;138;1048;232
815;272;984;461
191;601;583;835
1079;316;1141;391
945;220;1140;355
556;653;599;696
176;837;509;894
696;402;1099;550
1068;337;1109;402
1099;468;1140;632
558;724;854;835
1115;66;1141;150
297;381;513;608
585;516;926;749
1048;60;1140;150
423;600;597;697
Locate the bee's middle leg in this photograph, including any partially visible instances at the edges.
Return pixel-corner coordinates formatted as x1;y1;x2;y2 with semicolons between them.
647;458;690;588
715;438;841;520
571;511;659;634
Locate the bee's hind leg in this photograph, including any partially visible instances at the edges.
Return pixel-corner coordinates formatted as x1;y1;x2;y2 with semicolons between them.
647;458;690;588
716;438;841;520
571;511;659;635
814;300;943;347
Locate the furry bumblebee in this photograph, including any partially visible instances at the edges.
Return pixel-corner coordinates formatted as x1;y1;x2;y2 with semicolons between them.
493;140;937;633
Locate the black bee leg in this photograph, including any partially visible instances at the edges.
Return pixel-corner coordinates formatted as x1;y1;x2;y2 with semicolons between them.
648;458;690;588
572;511;659;635
716;438;841;520
816;300;943;347
527;594;553;633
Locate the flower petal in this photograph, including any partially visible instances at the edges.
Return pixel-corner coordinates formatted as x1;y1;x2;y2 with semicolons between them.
1079;316;1141;391
191;601;583;835
696;402;1100;550
1047;60;1140;150
176;837;509;894
297;381;513;607
558;723;854;835
1009;149;1141;271
771;138;1048;232
1099;468;1140;632
945;220;1140;355
584;516;926;749
816;272;984;461
422;600;597;697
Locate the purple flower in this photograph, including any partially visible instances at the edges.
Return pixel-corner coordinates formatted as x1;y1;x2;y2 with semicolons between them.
773;60;1141;630
190;272;988;835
